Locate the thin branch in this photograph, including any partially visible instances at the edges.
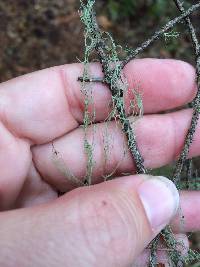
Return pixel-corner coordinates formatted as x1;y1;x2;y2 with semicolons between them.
79;1;200;266
122;2;200;68
148;236;159;267
161;226;185;265
172;0;200;185
80;1;146;174
173;0;199;56
78;77;105;83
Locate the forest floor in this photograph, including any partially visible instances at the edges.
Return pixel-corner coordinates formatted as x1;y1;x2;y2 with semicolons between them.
0;0;199;82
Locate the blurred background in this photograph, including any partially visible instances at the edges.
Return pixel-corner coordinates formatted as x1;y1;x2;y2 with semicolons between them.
0;0;199;265
0;0;199;82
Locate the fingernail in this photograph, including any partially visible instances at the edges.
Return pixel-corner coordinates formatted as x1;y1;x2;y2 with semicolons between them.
138;176;179;232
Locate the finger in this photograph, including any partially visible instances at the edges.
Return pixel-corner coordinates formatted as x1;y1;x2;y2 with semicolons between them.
15;180;200;234
124;58;196;114
171;191;200;233
32;109;200;191
15;164;58;209
0;121;31;210
0;59;196;145
0;175;179;267
0;59;195;208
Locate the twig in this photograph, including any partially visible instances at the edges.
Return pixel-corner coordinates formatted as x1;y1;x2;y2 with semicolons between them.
79;1;200;266
80;1;146;174
151;1;200;262
148;236;159;267
173;0;199;56
172;0;200;185
161;226;184;266
122;2;200;68
78;77;105;83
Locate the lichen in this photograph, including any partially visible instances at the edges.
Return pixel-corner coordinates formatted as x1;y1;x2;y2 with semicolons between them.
78;1;200;266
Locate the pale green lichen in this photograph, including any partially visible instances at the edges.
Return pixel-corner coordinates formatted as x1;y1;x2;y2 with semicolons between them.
51;1;200;266
51;143;84;187
79;1;200;266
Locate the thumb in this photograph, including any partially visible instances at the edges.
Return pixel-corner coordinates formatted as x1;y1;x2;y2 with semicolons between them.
0;175;179;267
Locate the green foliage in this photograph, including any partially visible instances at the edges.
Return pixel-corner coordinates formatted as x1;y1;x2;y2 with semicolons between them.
107;0;191;22
107;0;137;20
107;0;171;21
149;0;170;19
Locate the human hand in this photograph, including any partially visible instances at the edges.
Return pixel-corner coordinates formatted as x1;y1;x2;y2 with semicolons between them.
0;59;199;267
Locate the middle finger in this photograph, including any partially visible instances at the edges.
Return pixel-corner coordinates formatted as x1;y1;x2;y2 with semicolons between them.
32;108;200;191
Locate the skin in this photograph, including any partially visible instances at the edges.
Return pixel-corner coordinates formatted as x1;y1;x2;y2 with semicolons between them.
0;58;199;267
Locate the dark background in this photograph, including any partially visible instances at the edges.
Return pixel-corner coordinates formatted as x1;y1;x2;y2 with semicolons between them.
0;0;199;264
0;0;199;82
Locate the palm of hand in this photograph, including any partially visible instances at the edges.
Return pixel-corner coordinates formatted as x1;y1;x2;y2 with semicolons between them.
0;59;199;267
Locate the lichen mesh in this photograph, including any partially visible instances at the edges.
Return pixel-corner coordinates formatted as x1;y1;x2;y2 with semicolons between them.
51;0;200;266
78;0;200;266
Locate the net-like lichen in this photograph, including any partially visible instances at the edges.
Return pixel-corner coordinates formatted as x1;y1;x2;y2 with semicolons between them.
77;0;200;266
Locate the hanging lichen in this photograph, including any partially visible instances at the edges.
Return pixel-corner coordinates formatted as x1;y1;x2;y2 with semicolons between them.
78;0;200;266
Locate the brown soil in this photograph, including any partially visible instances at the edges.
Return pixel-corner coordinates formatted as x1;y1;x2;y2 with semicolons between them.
0;0;199;82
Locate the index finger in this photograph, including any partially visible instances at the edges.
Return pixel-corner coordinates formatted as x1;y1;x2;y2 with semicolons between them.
0;59;196;145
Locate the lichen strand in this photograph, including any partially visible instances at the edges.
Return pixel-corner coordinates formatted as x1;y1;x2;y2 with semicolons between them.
161;226;186;266
80;0;146;174
79;0;200;266
173;109;200;186
172;0;200;187
51;143;84;187
161;226;200;266
148;236;159;267
122;1;200;66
